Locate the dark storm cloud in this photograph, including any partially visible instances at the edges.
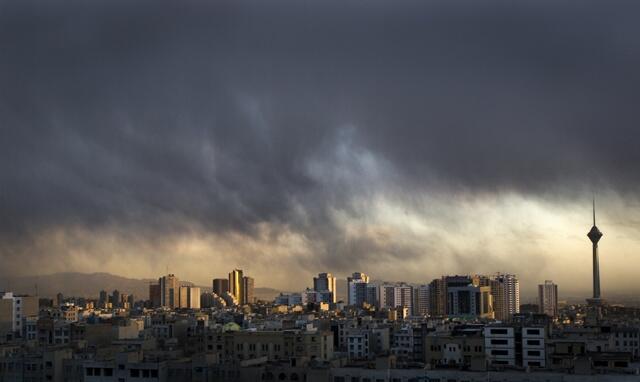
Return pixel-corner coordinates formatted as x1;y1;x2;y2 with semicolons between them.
1;0;640;275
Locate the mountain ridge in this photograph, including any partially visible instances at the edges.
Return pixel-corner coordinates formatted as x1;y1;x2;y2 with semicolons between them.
0;272;281;301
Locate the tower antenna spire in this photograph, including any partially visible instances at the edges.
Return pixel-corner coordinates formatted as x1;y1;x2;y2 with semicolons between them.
593;196;596;226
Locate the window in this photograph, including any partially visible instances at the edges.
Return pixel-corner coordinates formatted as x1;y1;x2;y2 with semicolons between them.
491;339;508;345
526;329;540;335
527;350;541;356
490;329;508;335
491;350;509;356
104;368;113;376
130;369;140;377
527;340;541;346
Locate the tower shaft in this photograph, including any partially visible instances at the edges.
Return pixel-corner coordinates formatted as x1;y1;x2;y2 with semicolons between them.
592;242;600;299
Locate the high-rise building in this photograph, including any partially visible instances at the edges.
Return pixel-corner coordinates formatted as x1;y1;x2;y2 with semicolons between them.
313;273;337;303
243;276;254;304
229;269;244;304
379;284;396;308
427;275;497;318
491;273;520;321
120;293;129;309
56;292;64;307
212;278;229;296
428;275;473;317
414;285;430;316
538;280;558;318
378;283;413;312
99;290;108;308
428;278;446;316
347;272;370;306
179;286;188;309
365;284;379;307
149;284;161;308
188;287;201;309
394;284;414;312
179;286;201;309
159;274;179;308
447;285;493;318
112;290;121;309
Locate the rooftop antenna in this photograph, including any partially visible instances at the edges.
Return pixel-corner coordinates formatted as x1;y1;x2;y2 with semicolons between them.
593;195;596;226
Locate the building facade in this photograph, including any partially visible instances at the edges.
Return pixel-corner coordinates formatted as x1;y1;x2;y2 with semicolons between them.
538;280;559;318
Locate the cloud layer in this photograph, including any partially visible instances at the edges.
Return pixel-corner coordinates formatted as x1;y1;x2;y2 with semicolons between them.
1;0;640;296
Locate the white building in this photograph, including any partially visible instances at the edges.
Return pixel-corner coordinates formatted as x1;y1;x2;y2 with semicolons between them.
538;280;558;318
484;326;516;366
378;283;413;312
492;273;520;320
522;326;546;368
485;324;547;369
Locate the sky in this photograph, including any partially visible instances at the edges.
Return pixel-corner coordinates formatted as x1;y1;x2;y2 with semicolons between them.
1;0;640;299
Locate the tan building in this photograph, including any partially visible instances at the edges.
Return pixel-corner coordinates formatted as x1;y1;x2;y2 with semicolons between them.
159;274;179;308
424;332;486;371
179;286;201;309
243;277;254;304
206;330;334;363
0;292;38;336
491;273;520;321
538;280;559;318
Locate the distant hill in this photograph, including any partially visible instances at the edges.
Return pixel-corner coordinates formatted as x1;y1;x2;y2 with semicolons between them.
0;272;281;301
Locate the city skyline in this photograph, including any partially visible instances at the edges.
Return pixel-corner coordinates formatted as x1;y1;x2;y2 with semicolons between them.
2;0;640;299
3;2;640;380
